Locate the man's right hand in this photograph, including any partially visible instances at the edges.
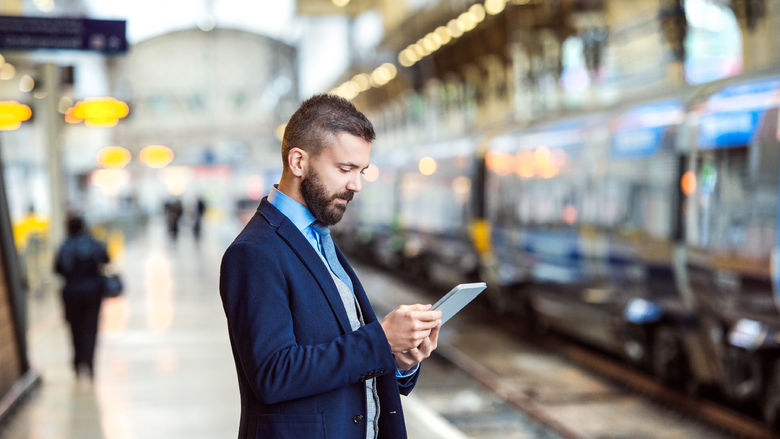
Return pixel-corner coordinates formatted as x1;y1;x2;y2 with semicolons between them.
380;304;442;353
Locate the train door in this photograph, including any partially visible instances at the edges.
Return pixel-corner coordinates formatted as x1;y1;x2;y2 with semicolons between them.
683;76;780;414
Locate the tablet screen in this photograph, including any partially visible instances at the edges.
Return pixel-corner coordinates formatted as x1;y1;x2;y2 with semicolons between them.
432;282;487;324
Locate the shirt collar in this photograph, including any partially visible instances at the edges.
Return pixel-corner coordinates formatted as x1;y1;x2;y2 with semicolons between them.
268;185;317;233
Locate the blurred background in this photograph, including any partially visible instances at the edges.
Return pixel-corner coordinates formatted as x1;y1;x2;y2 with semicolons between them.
1;0;780;438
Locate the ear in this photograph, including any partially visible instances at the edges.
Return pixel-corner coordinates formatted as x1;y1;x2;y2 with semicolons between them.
288;147;308;178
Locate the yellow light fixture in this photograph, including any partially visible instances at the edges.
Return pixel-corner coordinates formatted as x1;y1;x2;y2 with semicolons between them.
332;0;350;6
64;107;83;124
485;0;506;15
370;65;391;87
72;97;129;127
435;26;452;45
458;12;477;31
447;19;465;38
398;50;415;67
429;31;443;48
470;3;487;22
97;146;132;169
140;144;174;168
421;35;436;52
352;73;371;91
19;74;34;93
0;101;32;131
0;63;16;81
410;44;425;59
418;157;438;176
383;63;397;78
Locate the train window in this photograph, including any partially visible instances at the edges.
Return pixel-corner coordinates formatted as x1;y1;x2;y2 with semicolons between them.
598;153;677;239
688;146;776;259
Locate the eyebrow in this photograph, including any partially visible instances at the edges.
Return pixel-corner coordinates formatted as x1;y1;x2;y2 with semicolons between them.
338;162;370;171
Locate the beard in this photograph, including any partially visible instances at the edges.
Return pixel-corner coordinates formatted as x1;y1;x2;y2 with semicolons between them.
300;169;354;226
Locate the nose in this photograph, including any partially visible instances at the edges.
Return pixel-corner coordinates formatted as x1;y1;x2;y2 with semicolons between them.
346;173;362;193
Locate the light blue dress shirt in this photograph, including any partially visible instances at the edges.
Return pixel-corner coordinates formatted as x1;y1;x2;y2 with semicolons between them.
267;186;418;378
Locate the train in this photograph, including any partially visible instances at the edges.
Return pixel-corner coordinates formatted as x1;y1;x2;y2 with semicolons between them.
333;69;780;428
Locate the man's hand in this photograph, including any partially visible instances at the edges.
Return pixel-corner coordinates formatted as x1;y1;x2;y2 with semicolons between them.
380;304;441;353
394;324;440;371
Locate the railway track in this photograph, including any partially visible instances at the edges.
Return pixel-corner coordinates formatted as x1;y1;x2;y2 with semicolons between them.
357;263;777;438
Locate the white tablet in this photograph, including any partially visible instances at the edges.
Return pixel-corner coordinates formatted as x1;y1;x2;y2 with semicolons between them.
432;282;487;324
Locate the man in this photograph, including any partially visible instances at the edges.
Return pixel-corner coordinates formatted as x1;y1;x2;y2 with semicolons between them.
220;94;442;439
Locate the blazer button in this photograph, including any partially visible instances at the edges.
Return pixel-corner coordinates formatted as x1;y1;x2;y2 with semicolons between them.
352;414;364;424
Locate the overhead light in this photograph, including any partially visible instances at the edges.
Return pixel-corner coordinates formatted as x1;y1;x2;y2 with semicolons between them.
485;0;506;15
417;38;432;55
140;144;174;168
332;0;350;6
0;63;15;81
97;146;132;169
435;26;452;45
418;157;438;176
447;19;464;38
423;33;440;51
0;101;32;131
382;63;397;78
458;12;477;31
411;44;425;59
398;50;415;67
470;3;487;22
352;73;371;91
19;74;34;93
72;97;129;127
64;107;82;124
429;31;443;47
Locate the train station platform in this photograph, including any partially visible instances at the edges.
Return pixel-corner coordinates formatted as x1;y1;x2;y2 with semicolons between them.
0;220;467;439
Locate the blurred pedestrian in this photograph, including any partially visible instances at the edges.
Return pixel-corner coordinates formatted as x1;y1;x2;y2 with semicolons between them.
220;94;441;438
54;215;109;380
192;196;206;240
164;198;183;240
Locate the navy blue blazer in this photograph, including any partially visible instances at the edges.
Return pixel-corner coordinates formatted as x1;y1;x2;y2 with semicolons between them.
220;198;418;439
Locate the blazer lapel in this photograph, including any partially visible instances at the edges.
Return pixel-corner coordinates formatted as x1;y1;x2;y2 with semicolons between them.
258;199;352;334
336;245;378;324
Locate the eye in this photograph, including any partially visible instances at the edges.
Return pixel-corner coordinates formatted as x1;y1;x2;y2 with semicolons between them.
339;167;350;174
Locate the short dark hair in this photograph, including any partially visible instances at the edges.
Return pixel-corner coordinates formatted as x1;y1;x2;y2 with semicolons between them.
66;215;85;237
281;94;375;169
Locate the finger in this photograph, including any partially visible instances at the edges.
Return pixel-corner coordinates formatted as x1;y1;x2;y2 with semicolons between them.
416;337;432;356
406;303;433;311
412;329;431;341
429;325;440;349
410;310;442;321
412;319;441;332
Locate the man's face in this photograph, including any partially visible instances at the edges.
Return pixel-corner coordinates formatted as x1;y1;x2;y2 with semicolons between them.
301;132;371;225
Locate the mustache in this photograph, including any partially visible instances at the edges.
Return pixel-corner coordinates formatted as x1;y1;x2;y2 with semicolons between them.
333;191;354;202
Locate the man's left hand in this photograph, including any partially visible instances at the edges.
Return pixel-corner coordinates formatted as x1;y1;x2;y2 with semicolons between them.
394;324;440;371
